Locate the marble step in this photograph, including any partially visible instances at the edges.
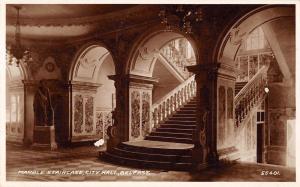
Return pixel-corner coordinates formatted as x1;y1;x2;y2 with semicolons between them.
101;152;193;171
182;103;197;106
156;127;194;134
179;107;197;110
118;141;193;155
111;147;192;163
235;82;247;94
150;132;193;139
159;124;196;129
145;136;193;144
176;110;196;114
165;120;196;125
168;116;196;121
172;113;196;118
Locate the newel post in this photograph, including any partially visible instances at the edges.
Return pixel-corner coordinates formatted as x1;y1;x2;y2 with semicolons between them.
187;63;220;169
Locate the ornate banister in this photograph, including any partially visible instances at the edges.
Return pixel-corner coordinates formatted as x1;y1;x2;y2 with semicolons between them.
159;50;195;80
234;65;268;126
152;75;196;128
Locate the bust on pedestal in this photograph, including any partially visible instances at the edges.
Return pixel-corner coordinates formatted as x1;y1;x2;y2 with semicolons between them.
32;80;57;150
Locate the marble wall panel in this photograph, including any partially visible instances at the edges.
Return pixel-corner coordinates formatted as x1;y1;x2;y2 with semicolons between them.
218;86;226;146
74;95;83;133
96;112;104;139
142;92;150;136
84;96;94;133
131;91;140;138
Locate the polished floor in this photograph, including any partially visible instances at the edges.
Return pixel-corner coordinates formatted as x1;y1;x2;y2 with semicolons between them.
6;143;295;181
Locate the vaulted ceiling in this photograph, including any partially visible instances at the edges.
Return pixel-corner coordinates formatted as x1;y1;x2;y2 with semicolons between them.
6;4;136;19
6;4;160;41
6;4;260;45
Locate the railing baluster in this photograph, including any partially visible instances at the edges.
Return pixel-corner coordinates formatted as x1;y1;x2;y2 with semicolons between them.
151;75;196;129
153;108;158;127
158;105;162;124
174;93;177;110
162;102;166;121
234;66;268;127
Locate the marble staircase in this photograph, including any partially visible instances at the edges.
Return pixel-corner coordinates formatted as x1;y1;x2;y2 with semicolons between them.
101;140;194;171
100;97;197;171
145;97;196;144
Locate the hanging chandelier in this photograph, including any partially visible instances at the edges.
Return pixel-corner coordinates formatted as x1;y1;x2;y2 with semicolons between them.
6;5;32;67
158;5;203;34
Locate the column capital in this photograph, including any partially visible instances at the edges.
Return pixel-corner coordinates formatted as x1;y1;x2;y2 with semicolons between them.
186;63;220;74
22;80;38;86
68;81;102;92
108;74;159;85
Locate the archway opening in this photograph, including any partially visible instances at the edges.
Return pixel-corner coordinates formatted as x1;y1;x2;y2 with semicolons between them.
70;45;116;149
6;64;26;143
216;5;295;166
128;31;197;141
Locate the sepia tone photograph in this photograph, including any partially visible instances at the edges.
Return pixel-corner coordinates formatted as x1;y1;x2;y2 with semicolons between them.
1;1;297;185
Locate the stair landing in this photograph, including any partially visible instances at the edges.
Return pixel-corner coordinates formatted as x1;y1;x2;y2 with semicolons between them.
100;140;194;171
123;140;194;150
100;97;197;171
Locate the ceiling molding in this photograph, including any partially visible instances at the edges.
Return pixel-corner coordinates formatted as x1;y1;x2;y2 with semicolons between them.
6;5;157;27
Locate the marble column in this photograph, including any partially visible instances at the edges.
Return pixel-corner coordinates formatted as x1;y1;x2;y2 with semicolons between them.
187;63;220;168
215;63;236;151
106;74;158;150
106;74;129;149
128;75;158;141
68;81;101;142
23;80;37;146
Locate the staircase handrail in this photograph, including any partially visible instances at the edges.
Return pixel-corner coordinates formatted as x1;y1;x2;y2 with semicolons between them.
152;75;196;127
234;65;268;126
235;65;268;104
159;52;193;80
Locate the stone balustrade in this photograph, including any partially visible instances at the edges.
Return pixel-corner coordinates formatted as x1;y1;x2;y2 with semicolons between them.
234;65;268;126
160;48;195;80
152;75;196;128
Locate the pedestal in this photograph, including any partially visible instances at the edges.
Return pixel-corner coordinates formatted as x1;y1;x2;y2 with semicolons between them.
32;125;57;150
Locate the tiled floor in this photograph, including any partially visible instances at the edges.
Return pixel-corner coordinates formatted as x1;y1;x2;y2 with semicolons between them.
6;143;296;181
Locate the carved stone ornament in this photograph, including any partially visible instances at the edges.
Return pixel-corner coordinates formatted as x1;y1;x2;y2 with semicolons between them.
45;62;55;72
80;57;98;69
138;46;159;60
229;27;247;45
199;128;206;146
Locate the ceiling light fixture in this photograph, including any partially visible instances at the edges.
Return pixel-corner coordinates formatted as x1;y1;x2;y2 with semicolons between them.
158;5;203;34
7;5;32;67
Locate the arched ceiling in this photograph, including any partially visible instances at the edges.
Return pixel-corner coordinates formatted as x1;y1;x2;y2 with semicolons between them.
218;5;294;64
6;4;161;41
6;4;260;44
130;31;184;77
6;4;136;19
217;5;295;81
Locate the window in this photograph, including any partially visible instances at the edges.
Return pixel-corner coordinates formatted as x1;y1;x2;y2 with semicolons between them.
245;27;267;50
10;95;17;122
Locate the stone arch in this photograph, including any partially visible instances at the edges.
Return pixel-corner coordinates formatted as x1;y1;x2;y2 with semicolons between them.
68;42;116;143
123;27;199;141
68;41;117;82
6;61;30;82
214;5;295;164
126;27;199;77
214;5;294;74
6;63;29;144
